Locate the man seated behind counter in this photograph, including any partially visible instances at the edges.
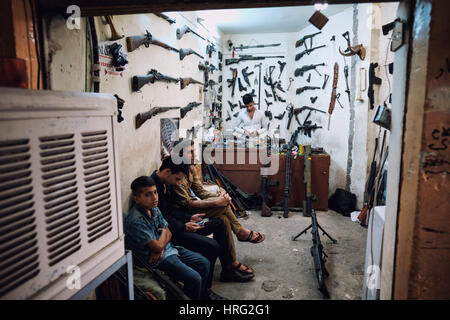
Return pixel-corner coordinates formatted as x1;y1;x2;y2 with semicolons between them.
233;93;269;139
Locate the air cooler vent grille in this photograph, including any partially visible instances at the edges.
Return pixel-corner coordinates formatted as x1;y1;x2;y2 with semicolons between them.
39;134;81;267
82;131;113;243
0;138;40;297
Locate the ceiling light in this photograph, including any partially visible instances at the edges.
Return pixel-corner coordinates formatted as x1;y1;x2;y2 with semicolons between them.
314;3;328;11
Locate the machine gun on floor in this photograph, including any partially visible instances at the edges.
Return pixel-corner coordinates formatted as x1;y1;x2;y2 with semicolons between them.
292;145;337;299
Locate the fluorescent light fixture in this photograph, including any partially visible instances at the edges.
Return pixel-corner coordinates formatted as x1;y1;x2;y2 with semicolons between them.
314;3;329;11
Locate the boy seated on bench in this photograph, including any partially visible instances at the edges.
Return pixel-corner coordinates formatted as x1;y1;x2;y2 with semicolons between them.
123;176;210;300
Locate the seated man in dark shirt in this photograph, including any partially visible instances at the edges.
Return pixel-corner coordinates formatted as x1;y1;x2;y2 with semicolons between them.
151;156;254;286
123;176;210;300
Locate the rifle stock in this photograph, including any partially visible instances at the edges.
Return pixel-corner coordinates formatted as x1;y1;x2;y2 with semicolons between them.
126;31;179;53
180;77;204;89
180;102;201;118
135;106;180;129
179;48;204;60
132;75;155;92
295;31;321;48
126;34;147;52
132;70;179;91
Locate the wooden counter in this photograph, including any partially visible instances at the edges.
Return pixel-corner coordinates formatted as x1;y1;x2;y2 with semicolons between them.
208;148;330;210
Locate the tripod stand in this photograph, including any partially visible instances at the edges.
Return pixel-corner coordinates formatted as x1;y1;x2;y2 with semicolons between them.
291;145;337;298
292;210;337;244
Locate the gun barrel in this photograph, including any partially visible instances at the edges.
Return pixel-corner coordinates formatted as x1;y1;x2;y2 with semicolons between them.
151;38;179;53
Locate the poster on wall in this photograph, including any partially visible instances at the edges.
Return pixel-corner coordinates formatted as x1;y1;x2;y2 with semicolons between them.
98;42;128;77
160;118;179;160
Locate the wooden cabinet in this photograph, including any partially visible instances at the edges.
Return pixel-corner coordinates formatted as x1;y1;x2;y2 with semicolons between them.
211;148;330;210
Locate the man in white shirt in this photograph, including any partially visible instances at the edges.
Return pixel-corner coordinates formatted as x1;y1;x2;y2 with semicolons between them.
233;94;269;140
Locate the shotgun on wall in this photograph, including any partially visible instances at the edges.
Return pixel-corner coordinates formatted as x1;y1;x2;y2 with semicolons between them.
132;69;180;91
126;30;180;53
135;107;180;129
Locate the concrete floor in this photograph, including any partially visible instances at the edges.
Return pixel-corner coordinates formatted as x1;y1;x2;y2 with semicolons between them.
211;209;368;300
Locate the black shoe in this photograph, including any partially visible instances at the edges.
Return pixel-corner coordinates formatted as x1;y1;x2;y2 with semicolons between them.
220;269;255;282
204;289;228;300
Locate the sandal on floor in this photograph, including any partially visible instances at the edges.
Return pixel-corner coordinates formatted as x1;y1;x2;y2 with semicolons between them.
237;230;265;244
235;263;254;275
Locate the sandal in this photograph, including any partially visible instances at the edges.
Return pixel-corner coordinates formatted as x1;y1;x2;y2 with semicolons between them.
237;230;265;244
235;263;254;275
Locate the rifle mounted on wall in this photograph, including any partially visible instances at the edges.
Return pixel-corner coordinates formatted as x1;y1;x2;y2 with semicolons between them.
176;25;206;41
132;69;180;91
135;106;180;129
295;44;326;61
179;48;204;60
233;43;281;51
295;31;321;49
179;77;204;89
294;63;325;77
153;12;176;24
225;55;285;66
180;101;202;118
126;30;179;53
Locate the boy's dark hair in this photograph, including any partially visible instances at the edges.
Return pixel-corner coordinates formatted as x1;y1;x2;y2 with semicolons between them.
242;93;253;105
159;155;189;175
131;176;155;196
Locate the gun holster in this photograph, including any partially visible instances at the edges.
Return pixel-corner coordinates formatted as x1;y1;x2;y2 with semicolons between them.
373;104;391;130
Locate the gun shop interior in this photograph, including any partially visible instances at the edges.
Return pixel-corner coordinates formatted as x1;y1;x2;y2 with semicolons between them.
1;0;449;305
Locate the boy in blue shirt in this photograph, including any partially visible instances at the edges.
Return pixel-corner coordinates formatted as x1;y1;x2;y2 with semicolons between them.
124;176;210;300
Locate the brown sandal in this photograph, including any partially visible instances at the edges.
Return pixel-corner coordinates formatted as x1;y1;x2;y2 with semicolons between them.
238;230;265;244
235;263;254;275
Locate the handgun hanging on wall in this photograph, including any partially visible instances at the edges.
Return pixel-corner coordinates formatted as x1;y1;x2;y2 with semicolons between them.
226;68;238;97
368;62;382;110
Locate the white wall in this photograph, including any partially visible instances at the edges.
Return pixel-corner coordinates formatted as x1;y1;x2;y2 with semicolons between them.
221;5;373;208
45;12;223;212
221;32;296;137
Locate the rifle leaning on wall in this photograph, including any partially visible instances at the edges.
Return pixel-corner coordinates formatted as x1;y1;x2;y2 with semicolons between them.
260;149;280;217
179;48;205;60
206;164;260;215
282;127;301;218
126;30;179;53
